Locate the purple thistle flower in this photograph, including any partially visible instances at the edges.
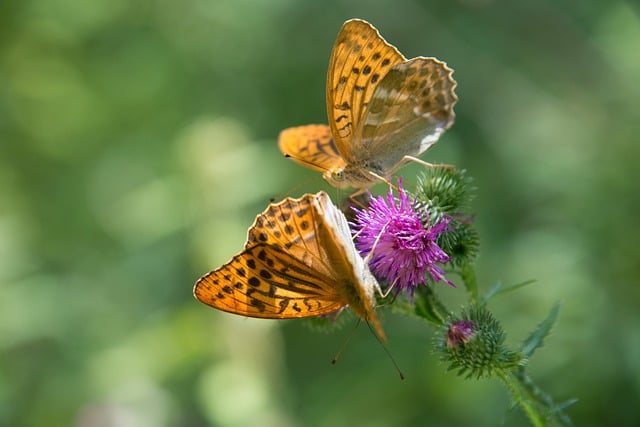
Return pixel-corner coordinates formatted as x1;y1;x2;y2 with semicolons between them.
351;180;453;296
446;320;476;348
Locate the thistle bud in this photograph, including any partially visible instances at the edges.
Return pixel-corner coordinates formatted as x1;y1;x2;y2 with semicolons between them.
437;306;526;379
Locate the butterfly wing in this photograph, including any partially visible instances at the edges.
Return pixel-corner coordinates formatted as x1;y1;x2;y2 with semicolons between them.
245;192;333;278
353;57;457;174
312;192;385;342
196;193;356;319
277;124;345;173
326;19;405;162
194;244;346;318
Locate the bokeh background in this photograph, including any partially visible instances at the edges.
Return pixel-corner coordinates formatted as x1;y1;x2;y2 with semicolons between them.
2;0;639;425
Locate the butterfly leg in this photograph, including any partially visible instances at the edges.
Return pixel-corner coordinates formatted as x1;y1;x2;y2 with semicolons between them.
367;171;403;192
347;188;372;208
402;155;455;170
377;280;400;299
346;172;399;206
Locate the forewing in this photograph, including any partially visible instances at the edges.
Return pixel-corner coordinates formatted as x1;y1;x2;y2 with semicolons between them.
194;244;345;318
326;19;405;161
277;124;344;172
353;57;457;172
245;193;333;279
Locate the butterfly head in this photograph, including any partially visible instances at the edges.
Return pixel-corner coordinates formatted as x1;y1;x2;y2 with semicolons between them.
323;167;350;189
324;164;380;190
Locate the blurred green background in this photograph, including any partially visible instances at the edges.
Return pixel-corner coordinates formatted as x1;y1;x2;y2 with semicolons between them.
2;0;639;425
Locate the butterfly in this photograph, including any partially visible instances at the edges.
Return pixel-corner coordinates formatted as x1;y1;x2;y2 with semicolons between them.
278;19;457;190
194;191;386;342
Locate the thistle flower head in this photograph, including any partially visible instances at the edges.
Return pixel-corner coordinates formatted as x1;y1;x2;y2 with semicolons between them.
351;179;453;296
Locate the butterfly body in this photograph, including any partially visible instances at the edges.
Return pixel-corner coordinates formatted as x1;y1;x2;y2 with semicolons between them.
279;19;457;190
194;192;386;342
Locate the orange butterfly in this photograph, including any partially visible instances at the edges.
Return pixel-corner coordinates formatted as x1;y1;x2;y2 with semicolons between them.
279;19;457;190
194;192;386;342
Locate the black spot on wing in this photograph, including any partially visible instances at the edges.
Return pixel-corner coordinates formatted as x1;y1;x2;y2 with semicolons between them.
260;269;273;279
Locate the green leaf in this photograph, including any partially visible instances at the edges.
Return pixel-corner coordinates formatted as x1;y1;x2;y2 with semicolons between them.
412;285;449;326
483;279;537;303
521;303;560;358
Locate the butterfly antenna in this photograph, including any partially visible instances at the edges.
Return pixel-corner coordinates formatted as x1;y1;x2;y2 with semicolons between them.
268;176;317;203
283;152;331;174
366;321;405;380
331;319;362;365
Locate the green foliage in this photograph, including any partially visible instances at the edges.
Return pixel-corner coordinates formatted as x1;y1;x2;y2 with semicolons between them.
521;303;560;358
483;279;538;303
393;285;450;326
431;302;573;426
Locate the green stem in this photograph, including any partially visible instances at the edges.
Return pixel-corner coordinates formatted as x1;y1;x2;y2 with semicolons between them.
496;370;548;427
514;368;575;427
460;262;479;305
